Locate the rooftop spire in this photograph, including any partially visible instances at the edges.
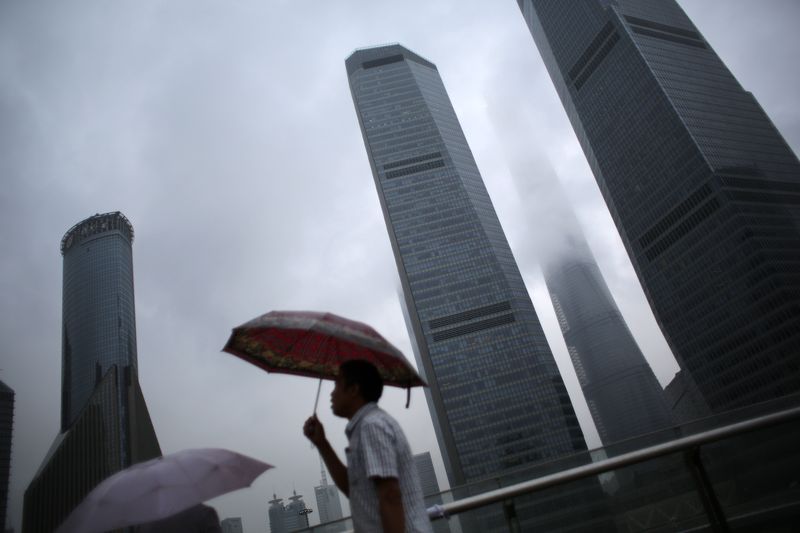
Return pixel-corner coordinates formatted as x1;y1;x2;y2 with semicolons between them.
319;454;328;486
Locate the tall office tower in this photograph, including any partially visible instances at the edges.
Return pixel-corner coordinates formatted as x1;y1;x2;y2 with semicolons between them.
23;212;161;533
314;461;344;532
541;193;673;445
284;491;310;532
517;0;800;414
0;380;13;532
413;452;451;533
346;44;587;490
413;452;441;498
268;494;286;533
268;491;311;533
59;211;140;432
221;517;244;533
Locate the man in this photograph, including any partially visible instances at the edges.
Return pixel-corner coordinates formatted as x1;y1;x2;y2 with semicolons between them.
303;360;433;533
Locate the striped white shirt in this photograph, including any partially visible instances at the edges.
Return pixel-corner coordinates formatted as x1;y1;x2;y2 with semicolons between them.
345;403;433;533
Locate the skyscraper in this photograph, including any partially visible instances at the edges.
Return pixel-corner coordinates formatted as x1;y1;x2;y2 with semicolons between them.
58;212;140;433
346;44;587;491
268;494;286;533
413;452;451;533
314;461;344;532
0;380;13;532
517;0;800;414
284;490;311;531
269;491;310;533
413;452;440;498
23;212;161;533
540;190;673;445
221;517;244;533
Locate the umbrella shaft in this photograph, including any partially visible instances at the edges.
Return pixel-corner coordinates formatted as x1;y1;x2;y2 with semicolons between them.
313;378;323;415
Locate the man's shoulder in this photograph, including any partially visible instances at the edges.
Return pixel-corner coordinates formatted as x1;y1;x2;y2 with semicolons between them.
357;405;403;438
362;405;399;425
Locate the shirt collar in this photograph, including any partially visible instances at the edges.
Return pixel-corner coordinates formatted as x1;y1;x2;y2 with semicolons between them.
345;402;378;439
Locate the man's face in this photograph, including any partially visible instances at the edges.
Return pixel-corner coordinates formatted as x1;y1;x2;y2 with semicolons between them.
330;376;358;418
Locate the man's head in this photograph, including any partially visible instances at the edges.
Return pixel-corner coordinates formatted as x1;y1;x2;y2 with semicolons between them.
330;360;384;418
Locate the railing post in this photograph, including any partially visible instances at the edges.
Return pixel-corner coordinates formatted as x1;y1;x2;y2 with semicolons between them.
684;447;729;533
502;499;520;533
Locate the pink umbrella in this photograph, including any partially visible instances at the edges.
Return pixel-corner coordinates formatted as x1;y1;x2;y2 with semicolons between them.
56;448;272;533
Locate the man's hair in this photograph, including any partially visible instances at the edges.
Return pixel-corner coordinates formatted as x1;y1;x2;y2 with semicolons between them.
339;359;384;402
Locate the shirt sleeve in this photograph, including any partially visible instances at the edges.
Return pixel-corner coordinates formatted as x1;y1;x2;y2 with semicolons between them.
360;418;399;480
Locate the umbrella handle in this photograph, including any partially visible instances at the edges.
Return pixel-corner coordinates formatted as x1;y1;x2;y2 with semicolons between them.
312;377;323;415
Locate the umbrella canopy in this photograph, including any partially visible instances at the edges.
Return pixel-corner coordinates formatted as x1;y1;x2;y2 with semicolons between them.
137;504;221;532
55;448;272;533
222;310;426;389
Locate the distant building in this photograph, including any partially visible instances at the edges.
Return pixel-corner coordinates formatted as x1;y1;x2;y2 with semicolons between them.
517;0;800;414
413;452;450;533
220;517;244;533
284;491;310;532
23;212;161;533
0;380;13;532
268;494;286;533
413;452;440;498
314;462;344;532
269;491;311;533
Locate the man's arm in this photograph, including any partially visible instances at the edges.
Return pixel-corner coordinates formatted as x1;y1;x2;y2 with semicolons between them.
303;416;349;496
374;477;405;533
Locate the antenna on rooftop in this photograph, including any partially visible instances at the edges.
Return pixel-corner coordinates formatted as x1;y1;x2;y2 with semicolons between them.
319;454;328;486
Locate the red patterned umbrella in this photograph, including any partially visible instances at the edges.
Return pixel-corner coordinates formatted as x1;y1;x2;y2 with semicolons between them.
222;311;426;409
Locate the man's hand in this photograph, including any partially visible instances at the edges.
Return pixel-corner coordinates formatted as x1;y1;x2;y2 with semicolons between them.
303;415;326;448
303;415;349;495
374;477;405;533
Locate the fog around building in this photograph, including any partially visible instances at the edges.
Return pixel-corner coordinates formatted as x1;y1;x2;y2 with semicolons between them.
1;1;798;531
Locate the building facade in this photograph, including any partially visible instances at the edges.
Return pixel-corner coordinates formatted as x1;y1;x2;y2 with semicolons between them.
346;44;587;491
541;202;673;445
284;491;310;531
269;491;310;533
221;517;244;533
517;0;800;414
268;494;286;533
59;212;139;433
664;370;711;423
0;380;13;532
413;452;451;533
413;452;440;498
23;212;160;533
314;463;344;532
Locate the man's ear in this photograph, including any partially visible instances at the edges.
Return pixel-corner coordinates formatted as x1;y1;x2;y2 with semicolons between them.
345;382;361;398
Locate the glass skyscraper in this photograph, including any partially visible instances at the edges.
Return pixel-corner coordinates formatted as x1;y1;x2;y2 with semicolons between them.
541;196;672;445
268;491;310;533
346;44;587;489
23;212;160;533
314;460;345;532
60;212;138;434
413;452;450;533
517;0;800;414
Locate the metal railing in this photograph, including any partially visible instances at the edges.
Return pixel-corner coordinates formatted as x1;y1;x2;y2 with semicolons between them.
300;401;800;532
427;405;800;529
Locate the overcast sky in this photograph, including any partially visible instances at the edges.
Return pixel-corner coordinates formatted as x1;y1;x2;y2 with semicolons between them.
1;1;799;532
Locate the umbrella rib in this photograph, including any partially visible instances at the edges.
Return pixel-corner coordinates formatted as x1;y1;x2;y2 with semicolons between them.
271;329;313;373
